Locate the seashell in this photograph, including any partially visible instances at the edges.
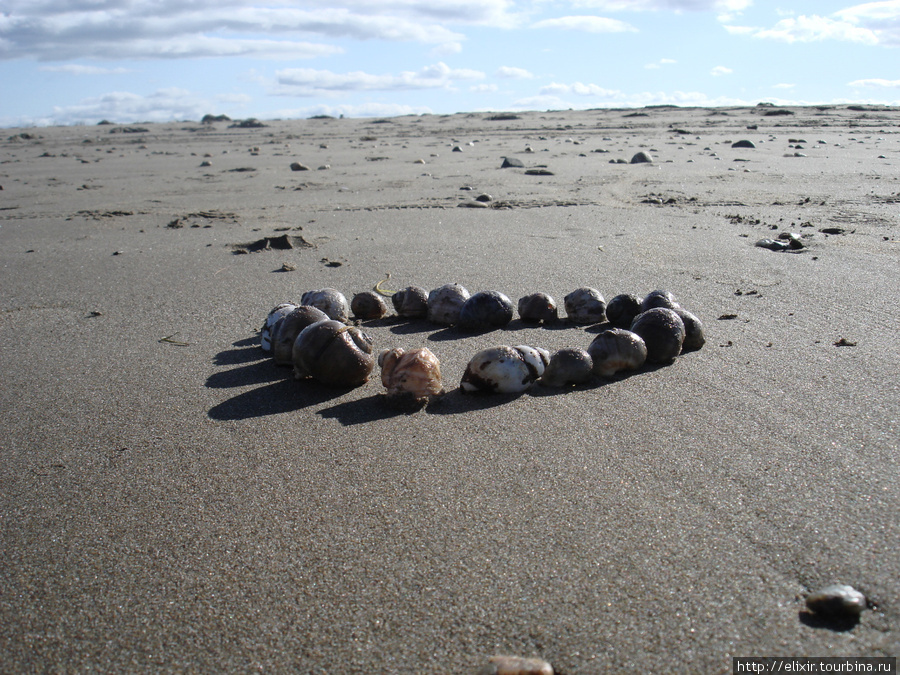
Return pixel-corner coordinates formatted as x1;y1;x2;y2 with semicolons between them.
271;305;330;365
563;287;606;324
378;347;444;407
517;293;558;324
427;283;470;325
640;289;680;312
292;319;375;387
587;328;648;377
300;288;350;323
630;308;685;363
540;348;593;387
261;302;298;352
605;294;642;329
458;291;515;331
806;584;866;621
460;345;549;394
350;291;388;320
675;308;705;352
392;286;429;318
478;655;554;675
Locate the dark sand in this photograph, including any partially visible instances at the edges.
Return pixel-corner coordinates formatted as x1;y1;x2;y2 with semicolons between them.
1;106;898;672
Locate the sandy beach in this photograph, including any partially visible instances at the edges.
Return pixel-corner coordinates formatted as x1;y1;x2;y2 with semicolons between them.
1;105;898;672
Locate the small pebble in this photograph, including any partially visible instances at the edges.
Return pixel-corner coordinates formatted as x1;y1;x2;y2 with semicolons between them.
478;655;553;675
806;584;866;621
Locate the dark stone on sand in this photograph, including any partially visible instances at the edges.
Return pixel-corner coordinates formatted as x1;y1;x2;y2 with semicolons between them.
630;151;653;164
501;157;524;168
290;162;310;171
820;227;847;235
732;140;756;149
475;194;492;202
229;118;267;129
806;584;866;622
231;234;314;253
525;168;554;175
756;238;790;251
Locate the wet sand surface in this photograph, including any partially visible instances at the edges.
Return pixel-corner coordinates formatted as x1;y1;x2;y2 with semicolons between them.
1;106;898;672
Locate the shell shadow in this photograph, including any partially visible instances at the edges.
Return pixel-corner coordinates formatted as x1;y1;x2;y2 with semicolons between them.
208;378;347;421
424;388;525;415
316;394;412;426
214;345;269;367
206;359;288;388
798;610;860;632
233;336;259;347
388;319;434;335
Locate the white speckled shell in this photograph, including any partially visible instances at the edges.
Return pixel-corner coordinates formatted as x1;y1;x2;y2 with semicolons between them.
260;303;297;352
461;345;549;394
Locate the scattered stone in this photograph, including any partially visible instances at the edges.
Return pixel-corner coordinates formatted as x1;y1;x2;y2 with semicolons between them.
718;314;738;320
525;168;554;176
414;158;426;164
452;145;463;152
834;337;857;347
475;194;492;202
778;232;804;249
806;584;866;622
290;162;310;171
199;160;212;167
458;201;490;208
478;655;554;675
279;262;297;272
630;151;653;164
732;140;756;149
317;165;330;170
820;227;846;235
228;167;256;172
501;157;524;168
755;238;790;251
231;234;314;253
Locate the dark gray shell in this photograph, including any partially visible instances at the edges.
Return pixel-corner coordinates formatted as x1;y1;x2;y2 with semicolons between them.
272;305;330;365
806;584;866;621
640;289;680;312
587;328;648;377
350;291;388;320
675;308;705;352
458;291;514;331
564;287;606;324
392;286;429;318
630;307;685;363
517;293;558;323
540;348;594;387
427;283;470;325
292;319;375;387
300;288;350;323
605;294;642;329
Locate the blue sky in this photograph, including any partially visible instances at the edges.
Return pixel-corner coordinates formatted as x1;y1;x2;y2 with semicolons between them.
1;0;898;127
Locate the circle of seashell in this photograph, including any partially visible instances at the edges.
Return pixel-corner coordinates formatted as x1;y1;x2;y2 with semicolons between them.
261;285;705;407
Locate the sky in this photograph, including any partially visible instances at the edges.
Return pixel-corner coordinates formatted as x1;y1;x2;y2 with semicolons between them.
1;0;899;127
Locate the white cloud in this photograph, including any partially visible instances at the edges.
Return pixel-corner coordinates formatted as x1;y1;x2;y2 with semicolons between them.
743;15;879;45
540;82;623;97
710;65;732;76
496;66;534;78
38;64;131;75
568;0;751;11
37;87;228;126
645;57;676;68
849;78;900;88
773;83;795;89
274;62;485;96
532;15;637;32
0;2;469;61
471;83;499;92
835;1;900;46
430;41;463;57
722;24;757;35
271;102;434;119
